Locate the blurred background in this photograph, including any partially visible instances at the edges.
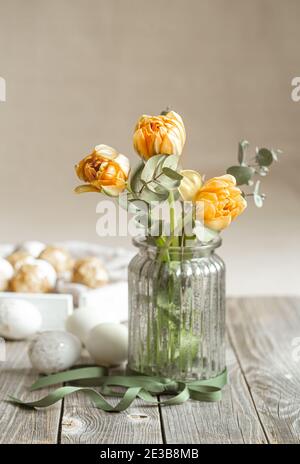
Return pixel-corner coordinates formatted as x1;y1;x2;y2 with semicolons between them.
0;0;299;295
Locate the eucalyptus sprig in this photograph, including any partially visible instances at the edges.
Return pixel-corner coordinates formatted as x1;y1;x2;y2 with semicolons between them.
128;154;182;202
226;140;283;207
119;154;184;236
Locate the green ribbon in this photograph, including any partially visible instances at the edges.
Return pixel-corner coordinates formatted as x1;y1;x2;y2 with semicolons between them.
9;366;227;412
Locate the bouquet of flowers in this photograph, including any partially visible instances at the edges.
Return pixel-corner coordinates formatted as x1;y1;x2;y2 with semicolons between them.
74;109;283;380
74;109;282;246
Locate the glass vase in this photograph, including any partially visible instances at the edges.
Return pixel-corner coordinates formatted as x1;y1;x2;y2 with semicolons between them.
128;237;226;380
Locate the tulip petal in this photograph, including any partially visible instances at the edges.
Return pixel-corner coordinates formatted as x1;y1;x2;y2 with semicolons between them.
102;184;126;197
74;184;101;194
115;154;130;177
133;129;149;160
218;174;236;185
179;170;202;201
94;144;118;160
205;215;232;231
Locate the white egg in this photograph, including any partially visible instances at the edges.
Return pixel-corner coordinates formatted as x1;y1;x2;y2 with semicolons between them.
0;298;42;340
16;241;46;258
86;323;128;367
33;259;57;287
0;258;14;291
29;330;81;374
66;305;119;345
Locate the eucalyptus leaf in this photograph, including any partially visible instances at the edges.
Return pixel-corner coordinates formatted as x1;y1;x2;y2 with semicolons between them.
256;148;273;167
274;148;283;156
139;186;169;203
129;163;144;193
254;193;264;208
146;180;170;195
271;149;283;161
141;155;166;183
162;167;183;181
258;166;269;176
238;140;249;165
134;212;149;228
162;154;181;171
226;165;255;185
156;175;181;191
118;192;134;211
254;180;261;195
128;199;149;214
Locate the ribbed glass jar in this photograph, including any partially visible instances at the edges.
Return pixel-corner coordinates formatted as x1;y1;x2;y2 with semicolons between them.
128;237;226;380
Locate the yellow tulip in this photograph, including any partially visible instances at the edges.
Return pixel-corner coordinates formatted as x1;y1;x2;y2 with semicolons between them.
75;144;130;196
194;174;247;231
179;170;203;201
133;110;186;160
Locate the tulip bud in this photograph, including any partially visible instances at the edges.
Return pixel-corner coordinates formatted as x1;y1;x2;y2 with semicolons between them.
179;170;203;201
75;145;130;196
133;110;186;160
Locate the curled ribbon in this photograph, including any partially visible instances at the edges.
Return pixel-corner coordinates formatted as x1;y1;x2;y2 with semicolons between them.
9;366;227;412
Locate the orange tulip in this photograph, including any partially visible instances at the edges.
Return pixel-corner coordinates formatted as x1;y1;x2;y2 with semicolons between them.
75;144;130;196
133;110;186;160
194;174;247;231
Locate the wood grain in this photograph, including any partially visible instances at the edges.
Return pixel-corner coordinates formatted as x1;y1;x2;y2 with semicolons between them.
60;352;163;444
60;395;163;444
0;341;62;444
160;342;267;444
1;297;300;444
227;297;300;444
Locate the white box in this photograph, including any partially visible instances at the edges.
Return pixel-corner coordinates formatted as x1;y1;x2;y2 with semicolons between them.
0;292;73;330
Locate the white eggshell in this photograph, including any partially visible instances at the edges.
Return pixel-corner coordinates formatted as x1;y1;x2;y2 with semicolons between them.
0;258;14;291
16;241;46;258
86;323;128;367
66;305;119;345
33;259;57;287
0;298;42;340
29;330;81;374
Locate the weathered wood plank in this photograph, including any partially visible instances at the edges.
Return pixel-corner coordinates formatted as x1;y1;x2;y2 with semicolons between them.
160;341;267;444
60;353;163;444
227;297;300;444
61;396;163;444
2;297;299;444
0;341;62;444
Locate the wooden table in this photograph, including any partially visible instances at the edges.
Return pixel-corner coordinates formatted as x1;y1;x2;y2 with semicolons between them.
1;297;300;444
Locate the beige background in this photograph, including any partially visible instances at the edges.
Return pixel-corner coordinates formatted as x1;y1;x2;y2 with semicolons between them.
0;0;299;295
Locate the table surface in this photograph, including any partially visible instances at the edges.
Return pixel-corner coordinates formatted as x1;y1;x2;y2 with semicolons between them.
1;297;300;444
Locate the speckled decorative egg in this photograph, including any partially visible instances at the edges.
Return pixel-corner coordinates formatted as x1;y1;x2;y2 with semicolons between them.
15;241;46;258
39;246;74;277
72;257;109;288
66;306;116;345
6;251;35;270
33;259;57;288
28;330;81;374
0;298;42;340
86;323;128;366
0;258;14;291
9;260;56;293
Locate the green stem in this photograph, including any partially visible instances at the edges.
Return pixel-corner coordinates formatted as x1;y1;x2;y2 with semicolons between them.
168;191;179;248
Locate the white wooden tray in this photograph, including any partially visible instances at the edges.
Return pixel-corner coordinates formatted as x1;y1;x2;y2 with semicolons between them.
0;292;73;330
